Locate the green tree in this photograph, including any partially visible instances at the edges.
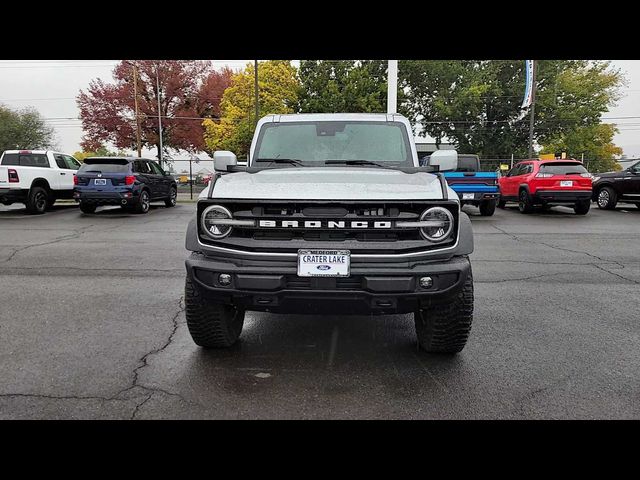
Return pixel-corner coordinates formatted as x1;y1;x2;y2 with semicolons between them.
541;123;623;173
297;60;388;113
399;60;624;158
203;61;299;158
0;104;56;152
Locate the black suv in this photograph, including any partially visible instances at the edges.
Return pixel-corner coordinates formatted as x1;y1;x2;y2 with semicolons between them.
74;157;177;214
592;160;640;209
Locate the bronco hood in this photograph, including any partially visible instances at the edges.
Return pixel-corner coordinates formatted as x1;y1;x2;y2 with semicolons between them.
206;167;449;200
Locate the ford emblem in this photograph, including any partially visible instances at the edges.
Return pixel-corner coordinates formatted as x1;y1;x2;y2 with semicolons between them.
317;265;331;271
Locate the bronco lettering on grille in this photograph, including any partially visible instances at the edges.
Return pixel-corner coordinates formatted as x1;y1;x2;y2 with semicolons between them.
257;220;392;229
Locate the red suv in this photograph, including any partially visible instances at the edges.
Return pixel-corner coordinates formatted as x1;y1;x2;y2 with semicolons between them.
498;160;592;214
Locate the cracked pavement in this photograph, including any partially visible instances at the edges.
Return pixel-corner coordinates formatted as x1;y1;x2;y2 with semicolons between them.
1;201;639;419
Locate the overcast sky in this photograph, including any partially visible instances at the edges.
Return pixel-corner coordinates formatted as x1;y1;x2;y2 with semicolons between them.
1;60;639;160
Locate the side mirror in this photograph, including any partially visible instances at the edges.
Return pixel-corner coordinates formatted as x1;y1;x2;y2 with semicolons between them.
214;150;237;172
428;150;458;172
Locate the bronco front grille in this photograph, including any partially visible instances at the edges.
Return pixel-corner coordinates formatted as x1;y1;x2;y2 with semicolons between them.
197;199;459;256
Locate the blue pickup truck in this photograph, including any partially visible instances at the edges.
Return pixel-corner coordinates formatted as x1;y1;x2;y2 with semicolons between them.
423;154;500;216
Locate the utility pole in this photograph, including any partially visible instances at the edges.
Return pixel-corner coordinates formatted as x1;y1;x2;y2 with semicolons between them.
156;63;164;168
528;60;537;159
254;60;259;125
127;61;142;157
387;60;398;114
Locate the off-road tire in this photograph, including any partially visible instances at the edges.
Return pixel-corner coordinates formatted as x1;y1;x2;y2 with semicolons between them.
596;186;617;210
165;187;177;208
185;275;245;348
574;199;590;215
25;186;49;215
479;199;496;216
518;189;533;214
135;190;150;214
79;202;97;214
414;271;474;354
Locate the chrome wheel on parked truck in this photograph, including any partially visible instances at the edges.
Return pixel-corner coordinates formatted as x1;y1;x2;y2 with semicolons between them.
597;187;617;210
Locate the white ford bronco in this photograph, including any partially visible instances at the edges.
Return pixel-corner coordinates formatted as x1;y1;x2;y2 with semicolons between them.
184;113;474;353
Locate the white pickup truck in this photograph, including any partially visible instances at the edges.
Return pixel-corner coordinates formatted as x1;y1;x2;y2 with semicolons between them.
0;150;81;214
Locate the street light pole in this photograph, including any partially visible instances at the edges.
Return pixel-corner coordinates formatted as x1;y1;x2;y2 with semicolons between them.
126;61;142;157
254;60;259;125
387;60;398;114
156;63;164;168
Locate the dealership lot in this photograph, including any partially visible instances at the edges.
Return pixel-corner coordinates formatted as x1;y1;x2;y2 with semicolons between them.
0;202;639;419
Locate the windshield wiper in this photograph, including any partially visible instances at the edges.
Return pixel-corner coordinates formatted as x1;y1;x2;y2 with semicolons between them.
324;160;394;168
255;158;303;167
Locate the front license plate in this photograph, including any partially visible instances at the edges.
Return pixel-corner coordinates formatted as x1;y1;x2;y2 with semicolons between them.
297;250;350;277
462;193;475;200
560;180;573;187
94;179;107;185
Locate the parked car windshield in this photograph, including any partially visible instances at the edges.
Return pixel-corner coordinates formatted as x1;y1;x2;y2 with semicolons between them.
253;121;413;167
539;162;588;175
79;159;130;174
456;155;480;172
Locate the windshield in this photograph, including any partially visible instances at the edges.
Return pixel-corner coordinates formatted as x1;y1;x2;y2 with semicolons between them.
79;159;130;174
539;162;587;175
253;121;413;167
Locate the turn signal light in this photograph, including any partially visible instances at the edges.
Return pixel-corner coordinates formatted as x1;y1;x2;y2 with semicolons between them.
73;175;78;185
125;175;135;185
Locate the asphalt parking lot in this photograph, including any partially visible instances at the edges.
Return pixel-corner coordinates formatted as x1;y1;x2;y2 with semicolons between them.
1;200;639;419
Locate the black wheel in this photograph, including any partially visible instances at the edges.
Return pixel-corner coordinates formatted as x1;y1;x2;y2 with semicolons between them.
135;190;150;214
574;199;590;215
479;199;496;216
596;186;617;210
46;196;56;210
497;198;506;209
518;189;533;214
185;275;245;348
414;270;474;354
164;187;177;208
25;186;49;215
79;202;97;214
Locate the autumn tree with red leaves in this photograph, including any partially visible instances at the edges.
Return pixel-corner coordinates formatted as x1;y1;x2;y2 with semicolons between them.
77;61;233;158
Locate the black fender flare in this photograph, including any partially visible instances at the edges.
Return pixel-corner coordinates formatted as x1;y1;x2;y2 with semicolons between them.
592;182;615;201
30;178;51;192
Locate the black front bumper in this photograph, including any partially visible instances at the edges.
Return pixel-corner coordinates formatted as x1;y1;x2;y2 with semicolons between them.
185;253;471;315
533;190;591;204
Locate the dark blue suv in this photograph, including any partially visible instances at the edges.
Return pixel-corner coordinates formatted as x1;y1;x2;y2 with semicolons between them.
73;157;177;214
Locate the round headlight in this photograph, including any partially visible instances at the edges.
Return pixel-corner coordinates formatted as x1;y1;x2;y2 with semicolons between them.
420;207;454;242
201;205;233;239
